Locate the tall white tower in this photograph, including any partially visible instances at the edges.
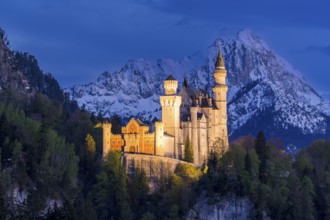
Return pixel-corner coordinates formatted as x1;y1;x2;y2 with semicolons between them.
160;75;182;158
212;50;229;150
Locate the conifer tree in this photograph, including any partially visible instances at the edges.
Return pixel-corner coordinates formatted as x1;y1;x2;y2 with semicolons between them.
141;212;156;220
244;151;252;174
85;133;96;158
255;131;269;183
0;178;7;220
92;150;131;220
130;168;149;219
255;131;268;160
184;136;194;163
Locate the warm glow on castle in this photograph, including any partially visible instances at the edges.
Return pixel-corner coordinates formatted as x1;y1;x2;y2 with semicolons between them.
103;51;229;166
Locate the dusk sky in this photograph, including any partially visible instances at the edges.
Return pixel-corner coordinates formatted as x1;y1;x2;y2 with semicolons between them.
0;0;329;93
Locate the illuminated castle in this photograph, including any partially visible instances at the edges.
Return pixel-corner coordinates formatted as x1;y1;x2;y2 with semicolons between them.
102;51;228;166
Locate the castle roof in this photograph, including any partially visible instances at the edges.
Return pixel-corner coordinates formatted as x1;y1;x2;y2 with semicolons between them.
215;49;225;68
181;113;191;122
197;112;204;120
183;73;189;88
178;86;200;106
136;118;144;126
165;74;176;81
200;97;211;108
152;117;159;123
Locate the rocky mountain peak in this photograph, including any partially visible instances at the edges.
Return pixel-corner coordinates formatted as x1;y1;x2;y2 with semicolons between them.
65;30;330;149
236;29;271;50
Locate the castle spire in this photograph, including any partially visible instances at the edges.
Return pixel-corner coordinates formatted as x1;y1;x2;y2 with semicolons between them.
215;49;225;69
183;72;189;88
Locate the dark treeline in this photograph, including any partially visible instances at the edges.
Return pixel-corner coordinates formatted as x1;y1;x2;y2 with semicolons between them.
197;132;330;220
0;88;100;219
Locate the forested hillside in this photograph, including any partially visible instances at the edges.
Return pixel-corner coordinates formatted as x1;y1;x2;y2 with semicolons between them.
1;27;330;219
0;28;101;218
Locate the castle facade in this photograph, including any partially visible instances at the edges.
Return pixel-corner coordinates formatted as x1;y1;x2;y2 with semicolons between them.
102;51;228;166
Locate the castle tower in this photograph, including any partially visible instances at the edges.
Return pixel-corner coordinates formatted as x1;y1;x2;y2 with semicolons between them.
212;50;229;149
160;75;182;158
190;104;199;165
102;122;112;156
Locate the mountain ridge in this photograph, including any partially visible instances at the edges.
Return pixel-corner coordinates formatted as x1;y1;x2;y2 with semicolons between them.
66;29;330;149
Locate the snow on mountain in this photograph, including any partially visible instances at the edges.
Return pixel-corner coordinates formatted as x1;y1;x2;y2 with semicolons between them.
65;29;330;148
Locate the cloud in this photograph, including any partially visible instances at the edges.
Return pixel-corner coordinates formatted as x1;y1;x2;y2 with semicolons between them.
291;45;330;56
305;45;330;56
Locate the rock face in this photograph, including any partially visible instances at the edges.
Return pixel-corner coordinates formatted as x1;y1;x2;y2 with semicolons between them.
0;28;64;101
187;196;253;220
0;29;33;94
66;29;330;149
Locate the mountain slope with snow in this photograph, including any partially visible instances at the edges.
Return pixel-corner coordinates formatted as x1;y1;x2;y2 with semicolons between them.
66;29;330;148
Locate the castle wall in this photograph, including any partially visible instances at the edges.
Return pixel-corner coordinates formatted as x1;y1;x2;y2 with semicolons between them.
212;108;220;143
160;95;182;159
110;134;124;151
201;107;212;152
124;133;140;153
144;134;155;155
163;135;175;158
198;117;208;164
102;123;125;155
182;121;192;141
155;122;164;156
123;153;192;190
191;107;199;165
102;123;111;156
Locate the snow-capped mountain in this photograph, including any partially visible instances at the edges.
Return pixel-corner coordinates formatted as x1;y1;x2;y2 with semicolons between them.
66;29;330;148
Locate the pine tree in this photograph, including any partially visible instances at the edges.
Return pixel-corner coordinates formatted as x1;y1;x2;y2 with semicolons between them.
245;151;252;174
255;131;268;160
130;169;149;219
0;149;2;170
0;178;7;220
85;133;96;158
141;212;156;220
301;176;315;219
92;150;132;220
255;131;269;183
184;136;194;163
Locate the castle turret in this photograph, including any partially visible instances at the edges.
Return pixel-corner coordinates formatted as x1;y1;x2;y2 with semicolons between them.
190;105;199;165
163;75;179;95
212;50;229;149
155;121;164;156
102;122;112;156
160;75;182;159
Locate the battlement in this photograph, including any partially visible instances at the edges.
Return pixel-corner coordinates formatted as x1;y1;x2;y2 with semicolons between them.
155;121;163;127
144;133;155;138
102;122;112;128
112;134;122;138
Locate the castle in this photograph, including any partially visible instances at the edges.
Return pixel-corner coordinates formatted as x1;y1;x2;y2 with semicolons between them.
102;50;228;166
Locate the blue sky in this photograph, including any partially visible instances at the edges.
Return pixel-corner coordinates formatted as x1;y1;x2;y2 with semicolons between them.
0;0;330;93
